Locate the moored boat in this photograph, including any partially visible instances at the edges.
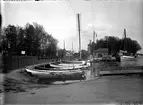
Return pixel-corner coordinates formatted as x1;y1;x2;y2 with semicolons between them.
119;29;136;61
25;64;86;81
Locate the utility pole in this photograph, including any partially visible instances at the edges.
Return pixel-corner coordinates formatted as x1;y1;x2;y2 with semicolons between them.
77;13;81;59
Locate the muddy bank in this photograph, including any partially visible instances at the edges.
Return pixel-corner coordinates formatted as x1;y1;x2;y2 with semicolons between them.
0;68;85;93
0;69;50;93
4;76;143;104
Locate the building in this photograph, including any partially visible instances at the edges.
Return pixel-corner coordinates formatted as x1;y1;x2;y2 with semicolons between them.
63;50;73;61
94;48;109;58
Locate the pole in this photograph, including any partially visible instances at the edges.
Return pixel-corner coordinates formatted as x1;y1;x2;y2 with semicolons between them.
77;13;81;59
124;29;126;51
124;29;126;39
64;40;65;50
72;42;73;53
93;31;95;43
72;42;73;60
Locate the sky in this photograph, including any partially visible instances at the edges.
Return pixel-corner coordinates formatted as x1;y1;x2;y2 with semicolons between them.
1;0;143;53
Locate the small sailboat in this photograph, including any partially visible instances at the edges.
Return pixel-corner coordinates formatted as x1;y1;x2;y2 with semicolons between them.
25;63;86;81
120;29;135;61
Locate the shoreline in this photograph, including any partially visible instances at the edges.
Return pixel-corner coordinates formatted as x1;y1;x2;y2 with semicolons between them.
0;64;143;93
0;64;143;104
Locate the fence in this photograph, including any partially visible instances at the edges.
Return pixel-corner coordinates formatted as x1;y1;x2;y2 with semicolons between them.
1;55;56;73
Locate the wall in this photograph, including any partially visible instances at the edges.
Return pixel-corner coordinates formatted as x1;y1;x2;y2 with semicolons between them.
1;55;56;73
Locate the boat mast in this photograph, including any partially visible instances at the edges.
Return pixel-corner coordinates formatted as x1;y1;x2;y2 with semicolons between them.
93;31;95;43
124;29;127;52
77;13;81;59
63;40;65;50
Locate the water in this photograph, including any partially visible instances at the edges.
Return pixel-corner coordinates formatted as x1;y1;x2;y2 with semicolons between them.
121;56;143;66
84;56;143;80
94;56;143;69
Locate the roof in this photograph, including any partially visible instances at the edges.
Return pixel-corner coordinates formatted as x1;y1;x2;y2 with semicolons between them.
66;51;72;56
94;48;109;53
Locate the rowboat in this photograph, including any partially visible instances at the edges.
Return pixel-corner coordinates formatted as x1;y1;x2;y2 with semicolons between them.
25;64;86;81
50;62;89;69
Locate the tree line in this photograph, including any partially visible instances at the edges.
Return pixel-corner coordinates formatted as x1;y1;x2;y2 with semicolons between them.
88;36;141;56
0;23;58;58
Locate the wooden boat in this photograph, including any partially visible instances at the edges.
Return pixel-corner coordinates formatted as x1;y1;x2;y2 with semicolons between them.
25;65;86;81
61;60;83;64
121;55;134;59
50;62;89;69
120;51;135;61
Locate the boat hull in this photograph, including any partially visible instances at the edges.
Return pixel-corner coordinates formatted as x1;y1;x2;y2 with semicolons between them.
121;55;135;61
25;68;85;80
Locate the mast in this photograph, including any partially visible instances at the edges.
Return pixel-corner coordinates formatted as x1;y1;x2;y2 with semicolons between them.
63;40;65;50
124;29;126;39
93;31;95;43
124;29;126;52
77;13;81;59
72;42;73;60
72;42;73;53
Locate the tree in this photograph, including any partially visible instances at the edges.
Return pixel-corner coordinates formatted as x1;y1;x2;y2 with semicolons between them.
4;25;17;54
105;36;120;55
45;35;58;58
0;14;2;28
120;38;141;55
16;26;26;54
33;23;45;56
57;49;66;59
131;40;141;55
81;49;89;60
1;23;58;57
87;36;141;56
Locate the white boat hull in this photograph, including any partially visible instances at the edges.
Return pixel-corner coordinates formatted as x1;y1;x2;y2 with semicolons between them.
50;63;89;69
25;68;85;79
121;55;135;61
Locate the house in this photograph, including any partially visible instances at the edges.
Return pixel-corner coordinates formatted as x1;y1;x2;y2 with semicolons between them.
63;50;73;61
94;48;109;58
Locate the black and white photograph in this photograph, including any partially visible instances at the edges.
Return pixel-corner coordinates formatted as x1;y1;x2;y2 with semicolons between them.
0;0;143;104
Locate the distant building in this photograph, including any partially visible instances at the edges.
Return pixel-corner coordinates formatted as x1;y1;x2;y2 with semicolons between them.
63;50;73;61
94;48;109;58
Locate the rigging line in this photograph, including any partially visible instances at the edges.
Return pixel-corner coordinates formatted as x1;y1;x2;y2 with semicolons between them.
62;0;74;16
62;0;71;15
83;35;93;37
67;0;75;16
90;0;93;31
60;0;71;16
